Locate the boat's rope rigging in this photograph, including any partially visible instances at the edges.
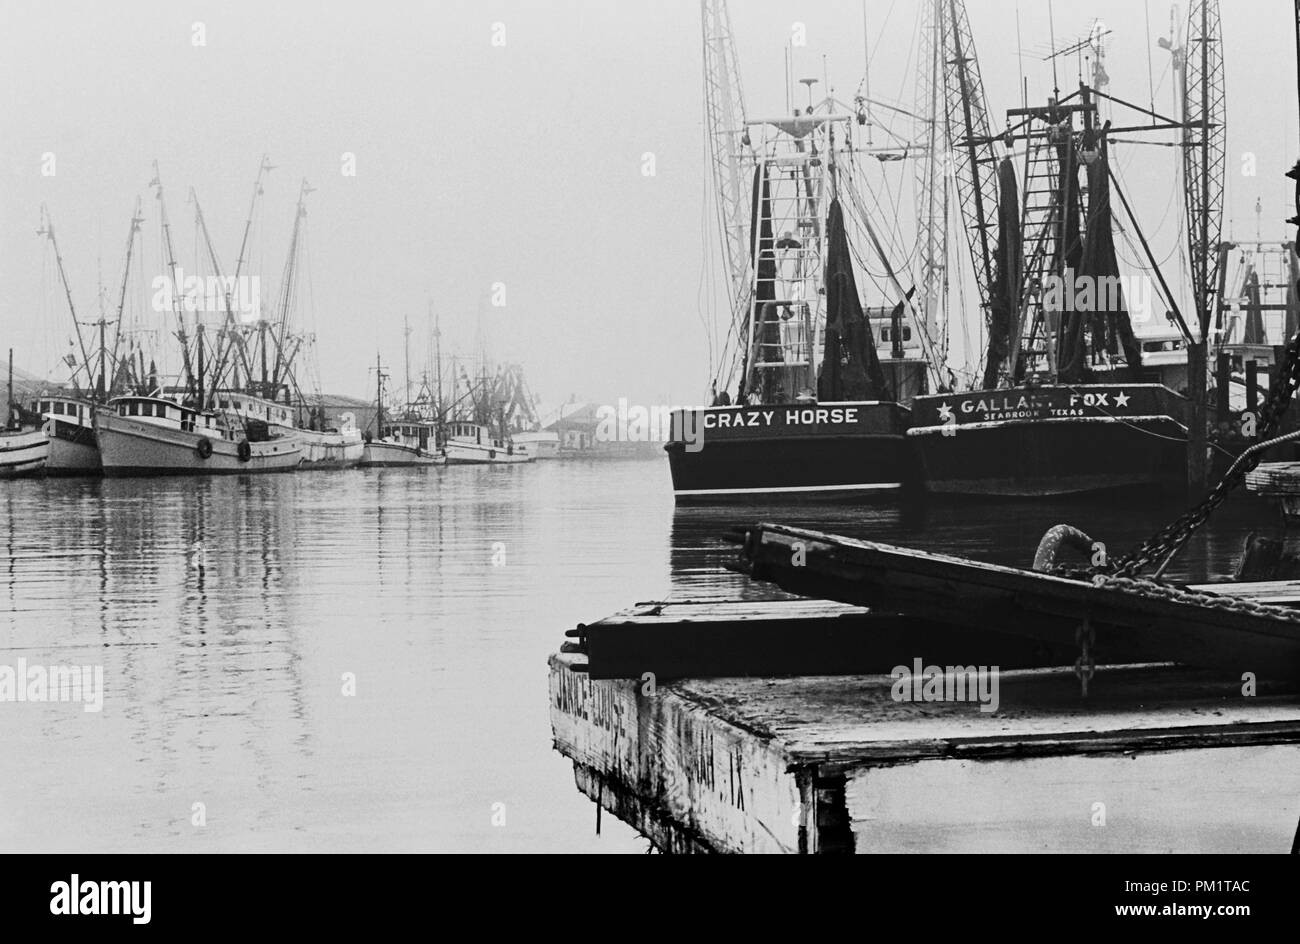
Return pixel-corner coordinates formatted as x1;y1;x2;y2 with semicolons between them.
696;130;721;393
1057;245;1300;583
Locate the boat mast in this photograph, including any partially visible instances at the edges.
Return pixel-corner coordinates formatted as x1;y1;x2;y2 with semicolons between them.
151;163;197;403
404;314;412;415
372;351;386;434
701;0;753;397
6;348;13;429
1180;0;1227;490
940;0;1003;388
432;299;444;423
36;206;95;395
104;200;143;400
269;179;312;404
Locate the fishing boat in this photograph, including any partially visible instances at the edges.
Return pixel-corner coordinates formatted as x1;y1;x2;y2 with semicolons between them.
297;421;365;469
361;419;445;467
666;107;926;501
908;86;1194;496
1;350;49;478
511;430;560;459
96;394;302;475
443;420;530;465
218;392;363;470
32;201;147;475
665;5;945;503
357;354;444;467
34;394;99;474
903;0;1234;498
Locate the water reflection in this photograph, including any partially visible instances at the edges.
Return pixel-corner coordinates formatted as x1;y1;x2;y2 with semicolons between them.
0;457;1284;852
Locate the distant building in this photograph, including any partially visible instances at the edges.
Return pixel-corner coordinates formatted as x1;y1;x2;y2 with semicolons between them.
542;400;663;458
302;393;376;434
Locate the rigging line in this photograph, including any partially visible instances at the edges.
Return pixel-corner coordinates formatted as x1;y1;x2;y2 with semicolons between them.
1017;2;1025;109
696;140;717;385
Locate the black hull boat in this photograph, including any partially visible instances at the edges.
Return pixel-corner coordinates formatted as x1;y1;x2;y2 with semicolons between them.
666;401;912;502
908;383;1189;496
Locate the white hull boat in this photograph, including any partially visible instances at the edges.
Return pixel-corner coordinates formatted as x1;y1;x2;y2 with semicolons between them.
96;396;302;476
0;428;49;477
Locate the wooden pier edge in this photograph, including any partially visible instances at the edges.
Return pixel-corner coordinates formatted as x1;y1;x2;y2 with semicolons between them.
550;652;1300;853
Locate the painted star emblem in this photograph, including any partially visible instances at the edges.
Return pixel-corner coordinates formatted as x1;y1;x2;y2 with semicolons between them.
1113;391;1130;408
937;402;953;420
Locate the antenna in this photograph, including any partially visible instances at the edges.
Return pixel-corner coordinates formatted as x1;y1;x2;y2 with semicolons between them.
1048;0;1059;94
861;0;872;143
799;77;818;113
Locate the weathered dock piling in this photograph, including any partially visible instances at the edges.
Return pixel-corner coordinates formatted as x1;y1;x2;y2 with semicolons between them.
550;653;1300;853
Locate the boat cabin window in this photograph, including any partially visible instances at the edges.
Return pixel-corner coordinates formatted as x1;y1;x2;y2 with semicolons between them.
40;401;52;413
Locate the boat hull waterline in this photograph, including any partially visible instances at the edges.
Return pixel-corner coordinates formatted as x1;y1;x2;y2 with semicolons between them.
358;440;445;467
908;384;1189;497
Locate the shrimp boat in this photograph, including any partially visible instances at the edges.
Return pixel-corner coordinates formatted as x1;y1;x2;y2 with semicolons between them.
511;429;560;459
908;84;1192;496
357;355;445;467
0;426;47;478
444;421;532;465
296;421;365;469
96;394;302;475
33;201;148;475
1;350;48;477
666;102;929;502
361;420;446;467
32;394;99;474
218;392;363;470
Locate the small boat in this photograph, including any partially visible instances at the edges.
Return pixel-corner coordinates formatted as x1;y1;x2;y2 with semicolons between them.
359;420;445;467
34;394;100;475
297;424;365;469
0;426;48;478
1;350;49;477
511;429;559;459
217;393;364;471
356;355;445;468
443;421;532;465
95;394;302;476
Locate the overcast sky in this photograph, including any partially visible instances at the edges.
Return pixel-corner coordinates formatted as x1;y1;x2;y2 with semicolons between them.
1;0;1294;408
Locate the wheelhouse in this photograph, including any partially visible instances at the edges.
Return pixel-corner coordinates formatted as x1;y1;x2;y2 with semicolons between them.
214;393;294;428
447;422;509;450
108;396;219;434
33;396;92;426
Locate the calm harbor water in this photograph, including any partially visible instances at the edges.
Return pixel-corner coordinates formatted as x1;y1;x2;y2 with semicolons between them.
0;457;1279;852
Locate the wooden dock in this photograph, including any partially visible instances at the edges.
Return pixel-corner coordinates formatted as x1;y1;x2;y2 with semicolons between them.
728;523;1300;678
550;651;1300;853
568;597;1159;679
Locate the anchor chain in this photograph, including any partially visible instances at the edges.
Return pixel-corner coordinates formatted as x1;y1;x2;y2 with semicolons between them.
1073;618;1096;697
1095;169;1300;580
